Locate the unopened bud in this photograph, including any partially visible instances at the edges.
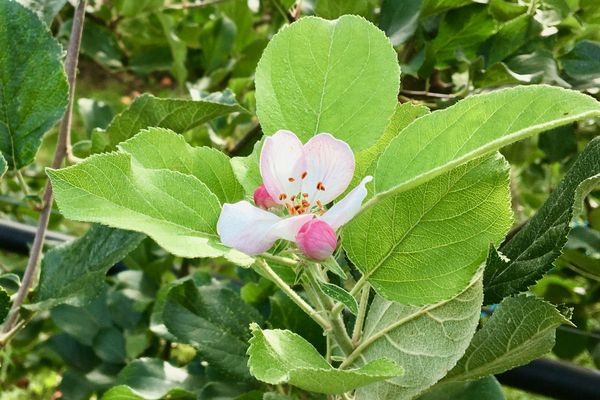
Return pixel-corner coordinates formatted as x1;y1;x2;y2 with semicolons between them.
296;219;337;261
253;184;278;209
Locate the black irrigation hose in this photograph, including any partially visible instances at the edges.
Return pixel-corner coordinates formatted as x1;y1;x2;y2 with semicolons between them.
2;220;600;399
497;358;600;400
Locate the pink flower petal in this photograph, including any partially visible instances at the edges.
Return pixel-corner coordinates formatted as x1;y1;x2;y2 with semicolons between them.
217;201;312;256
321;176;373;230
302;133;355;206
296;219;337;261
260;130;306;205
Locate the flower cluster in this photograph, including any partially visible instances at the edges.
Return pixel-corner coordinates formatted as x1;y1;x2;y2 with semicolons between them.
217;130;372;260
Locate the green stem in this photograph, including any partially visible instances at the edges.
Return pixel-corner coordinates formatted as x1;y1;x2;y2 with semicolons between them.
260;252;299;268
351;284;371;345
303;264;354;356
256;259;330;331
14;170;30;197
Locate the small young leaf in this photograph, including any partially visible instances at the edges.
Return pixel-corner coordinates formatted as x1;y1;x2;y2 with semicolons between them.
119;128;245;203
352;275;484;400
248;323;403;394
101;385;143;400
484;137;600;304
379;0;421;46
0;154;6;181
255;15;400;152
561;40;600;82
0;288;9;324
344;155;511;305
92;91;246;153
481;14;541;67
32;225;145;310
231;138;263;196
0;0;68;169
163;281;263;380
372;86;600;201
316;280;358;315
446;296;571;381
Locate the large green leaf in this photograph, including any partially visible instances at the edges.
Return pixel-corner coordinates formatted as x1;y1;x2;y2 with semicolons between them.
255;15;400;152
113;358;199;400
48;152;250;264
484;137;600;304
119;128;244;203
32;225;145;310
162;281;263;380
92;91;246;153
344;155;511;305
446;296;570;381
352;274;484;400
48;128;252;265
371;86;600;201
417;377;505;400
350;102;429;194
0;0;68;169
248;323;403;394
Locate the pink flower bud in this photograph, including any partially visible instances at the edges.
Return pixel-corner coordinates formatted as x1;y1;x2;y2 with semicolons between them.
295;219;337;261
253;184;278;209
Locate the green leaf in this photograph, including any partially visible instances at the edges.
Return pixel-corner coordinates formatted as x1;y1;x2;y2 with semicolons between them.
248;323;403;394
163;281;263;380
372;86;600;200
48;152;251;264
93;327;126;364
101;385;143;400
484;137;600;304
417;377;505;400
119;128;244;204
50;295;112;346
561;40;600;82
0;153;6;181
420;0;472;17
114;358;199;400
32;225;144;310
344;155;511;305
350;102;429;194
352;274;483;400
315;280;358;315
231;138;263;196
425;5;497;69
482;14;541;67
16;0;67;25
0;0;68;169
315;0;374;19
92;92;246;153
505;50;570;87
0;288;9;324
379;0;421;46
446;296;571;381
156;12;187;84
255;15;400;152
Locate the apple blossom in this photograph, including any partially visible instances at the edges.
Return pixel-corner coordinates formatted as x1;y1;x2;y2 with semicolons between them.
217;130;372;260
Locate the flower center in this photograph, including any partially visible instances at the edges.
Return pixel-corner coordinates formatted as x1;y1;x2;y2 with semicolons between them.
278;171;327;216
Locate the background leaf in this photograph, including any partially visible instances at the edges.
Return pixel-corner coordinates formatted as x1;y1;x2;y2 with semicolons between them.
248;323;403;394
417;376;505;400
446;296;571;381
344;155;511;305
255;15;400;151
484;137;600;304
352;275;483;400
16;0;67;25
0;0;68;168
379;0;421;46
33;225;145;310
162;281;263;380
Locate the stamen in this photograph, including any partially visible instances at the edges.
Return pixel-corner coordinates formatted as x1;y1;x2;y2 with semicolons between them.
288;177;295;182
302;193;309;198
316;182;326;191
279;193;287;201
301;171;308;179
290;195;296;201
302;200;310;208
316;200;323;208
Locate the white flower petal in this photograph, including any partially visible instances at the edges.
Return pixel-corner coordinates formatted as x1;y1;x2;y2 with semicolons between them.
302;133;355;206
217;201;312;255
321;176;373;230
260;130;306;204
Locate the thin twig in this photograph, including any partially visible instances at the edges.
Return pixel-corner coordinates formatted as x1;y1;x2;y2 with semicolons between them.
351;284;370;345
164;0;232;10
400;89;457;99
1;0;87;336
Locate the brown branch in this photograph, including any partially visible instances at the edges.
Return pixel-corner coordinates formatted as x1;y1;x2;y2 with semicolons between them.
1;0;87;337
